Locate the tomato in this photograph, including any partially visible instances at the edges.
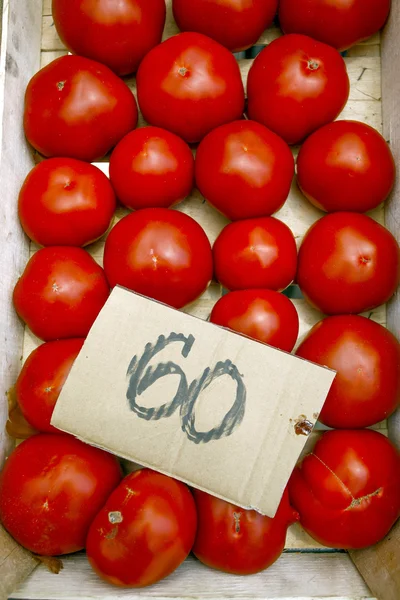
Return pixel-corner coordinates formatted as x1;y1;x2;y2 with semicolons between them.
210;289;299;352
103;208;213;308
15;339;85;433
195;120;294;221
172;0;278;53
24;55;138;162
213;217;297;292
86;469;197;587
136;32;245;143
247;34;349;145
297;212;400;315
52;0;166;76
279;0;391;52
0;434;122;555
296;121;396;213
18;158;116;247
109;127;194;211
192;488;298;575
13;247;110;341
289;430;400;549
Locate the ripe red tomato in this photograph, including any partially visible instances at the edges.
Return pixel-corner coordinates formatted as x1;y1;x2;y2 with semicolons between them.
136;32;245;143
18;158;116;247
192;488;298;575
213;217;297;292
86;469;197;587
0;434;122;555
195;120;294;221
279;0;391;52
13;247;110;341
297;212;400;315
109;127;194;211
289;430;400;549
210;290;299;352
24;55;138;162
172;0;278;53
52;0;166;76
296;121;396;213
247;34;349;145
15;338;85;433
103;208;213;308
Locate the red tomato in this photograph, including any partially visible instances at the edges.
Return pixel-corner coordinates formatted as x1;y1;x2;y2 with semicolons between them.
289;430;400;549
0;434;122;555
247;34;349;145
52;0;166;76
210;289;299;352
109;127;194;210
296;121;396;213
103;208;213;308
86;469;197;587
297;212;400;315
192;489;298;575
136;32;245;143
195;120;294;221
13;247;110;341
213;218;297;292
24;55;138;162
279;0;391;52
18;158;116;247
172;0;278;53
15;338;85;433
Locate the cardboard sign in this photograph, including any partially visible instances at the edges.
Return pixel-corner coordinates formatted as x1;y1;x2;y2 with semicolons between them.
52;286;335;517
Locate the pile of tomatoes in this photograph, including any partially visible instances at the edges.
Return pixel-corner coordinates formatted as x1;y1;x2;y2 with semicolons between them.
1;0;400;589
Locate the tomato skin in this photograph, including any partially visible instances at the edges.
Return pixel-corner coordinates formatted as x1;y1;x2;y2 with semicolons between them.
195;120;294;221
210;289;299;352
297;212;400;315
136;32;245;144
213;218;297;292
247;34;349;145
86;469;197;587
297;121;396;213
289;430;400;549
109;127;194;210
172;0;278;53
52;0;166;76
103;208;213;309
18;158;116;246
24;55;138;162
0;434;122;555
279;0;391;52
13;247;110;341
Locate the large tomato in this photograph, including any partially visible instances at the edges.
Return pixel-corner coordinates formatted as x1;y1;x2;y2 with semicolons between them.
103;208;213;308
247;34;349;145
52;0;166;76
86;469;197;587
0;434;122;555
297;121;396;213
13;247;110;341
18;158;116;246
172;0;278;53
279;0;391;52
192;488;298;575
24;55;138;162
289;430;400;549
210;289;299;352
136;32;245;143
213;217;297;292
109;127;194;210
297;212;400;315
296;316;400;428
195;120;294;220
